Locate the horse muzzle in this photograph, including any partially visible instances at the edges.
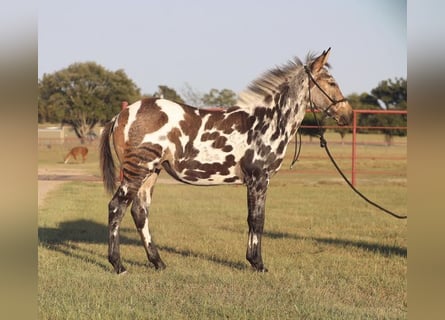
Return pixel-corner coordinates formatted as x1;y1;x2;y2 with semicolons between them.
334;103;353;126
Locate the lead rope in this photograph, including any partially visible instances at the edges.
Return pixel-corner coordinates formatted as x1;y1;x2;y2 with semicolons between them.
290;130;302;169
303;68;407;220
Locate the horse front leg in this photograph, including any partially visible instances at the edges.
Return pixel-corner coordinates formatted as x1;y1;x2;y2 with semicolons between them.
108;184;132;274
245;171;269;272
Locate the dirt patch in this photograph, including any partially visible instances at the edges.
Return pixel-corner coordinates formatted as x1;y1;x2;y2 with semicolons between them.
37;166;179;207
38;180;65;207
38;166;96;207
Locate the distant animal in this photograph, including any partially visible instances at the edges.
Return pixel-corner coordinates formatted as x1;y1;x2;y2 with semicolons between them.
64;146;88;164
100;48;353;274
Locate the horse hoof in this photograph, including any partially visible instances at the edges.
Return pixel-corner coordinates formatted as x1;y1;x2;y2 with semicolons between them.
251;265;268;273
154;262;166;270
115;265;127;274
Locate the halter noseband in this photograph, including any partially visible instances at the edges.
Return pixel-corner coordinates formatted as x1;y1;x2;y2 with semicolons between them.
303;65;347;118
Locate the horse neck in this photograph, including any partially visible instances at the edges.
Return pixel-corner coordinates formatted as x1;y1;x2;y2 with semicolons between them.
255;83;309;141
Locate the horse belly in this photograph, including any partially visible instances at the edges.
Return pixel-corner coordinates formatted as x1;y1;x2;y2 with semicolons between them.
169;140;245;185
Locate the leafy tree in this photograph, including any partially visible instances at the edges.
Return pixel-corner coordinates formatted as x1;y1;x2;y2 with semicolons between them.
371;78;407;110
346;92;380;134
202;88;237;107
181;82;204;107
156;85;184;103
369;78;407;144
38;62;141;143
299;111;326;142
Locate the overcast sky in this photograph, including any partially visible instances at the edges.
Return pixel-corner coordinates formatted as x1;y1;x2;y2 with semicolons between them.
38;0;406;99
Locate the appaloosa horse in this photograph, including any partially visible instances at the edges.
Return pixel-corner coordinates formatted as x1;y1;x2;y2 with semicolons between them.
100;48;353;273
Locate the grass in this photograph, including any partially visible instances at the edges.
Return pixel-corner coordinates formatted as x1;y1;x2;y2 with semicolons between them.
38;133;407;319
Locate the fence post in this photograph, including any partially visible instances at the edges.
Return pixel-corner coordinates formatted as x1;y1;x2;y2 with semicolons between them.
351;111;357;187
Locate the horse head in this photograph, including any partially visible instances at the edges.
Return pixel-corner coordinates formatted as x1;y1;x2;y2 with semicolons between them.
306;48;353;126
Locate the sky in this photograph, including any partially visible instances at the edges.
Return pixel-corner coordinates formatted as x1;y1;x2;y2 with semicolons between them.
38;0;407;99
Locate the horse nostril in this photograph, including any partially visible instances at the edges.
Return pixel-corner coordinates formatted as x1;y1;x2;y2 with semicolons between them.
336;113;351;126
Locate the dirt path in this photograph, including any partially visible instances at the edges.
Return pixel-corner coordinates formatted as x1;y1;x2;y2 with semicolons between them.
37;167;96;207
38;180;65;207
37;166;179;207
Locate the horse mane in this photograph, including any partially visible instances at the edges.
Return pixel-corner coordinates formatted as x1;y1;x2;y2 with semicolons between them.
236;52;330;109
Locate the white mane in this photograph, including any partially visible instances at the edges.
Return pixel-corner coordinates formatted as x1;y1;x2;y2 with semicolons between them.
236;53;328;110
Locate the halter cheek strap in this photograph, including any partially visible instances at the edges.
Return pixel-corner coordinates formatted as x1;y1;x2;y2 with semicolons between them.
303;65;347;118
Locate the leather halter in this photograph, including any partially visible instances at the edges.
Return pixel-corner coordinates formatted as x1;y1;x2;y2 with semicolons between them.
303;65;347;119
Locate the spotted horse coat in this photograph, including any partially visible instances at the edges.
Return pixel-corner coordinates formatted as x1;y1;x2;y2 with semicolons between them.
100;48;353;273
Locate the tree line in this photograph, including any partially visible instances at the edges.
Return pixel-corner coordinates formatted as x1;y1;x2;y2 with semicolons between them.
38;62;406;144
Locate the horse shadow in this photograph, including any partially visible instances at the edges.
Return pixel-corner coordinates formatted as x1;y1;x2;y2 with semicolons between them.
38;219;246;272
216;226;406;258
263;230;407;258
39;220;406;273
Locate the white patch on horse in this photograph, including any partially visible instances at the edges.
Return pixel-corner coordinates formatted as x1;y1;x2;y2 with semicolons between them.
122;100;142;142
141;99;186;147
141;218;152;245
252;234;258;246
248;234;259;249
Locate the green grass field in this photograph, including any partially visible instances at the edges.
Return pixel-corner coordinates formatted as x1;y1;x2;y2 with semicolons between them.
38;133;407;319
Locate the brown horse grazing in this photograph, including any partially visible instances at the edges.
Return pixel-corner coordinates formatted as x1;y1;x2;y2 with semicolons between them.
100;48;353;274
64;146;88;164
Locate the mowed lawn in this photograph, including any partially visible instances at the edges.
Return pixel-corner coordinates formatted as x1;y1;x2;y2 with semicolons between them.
38;134;407;319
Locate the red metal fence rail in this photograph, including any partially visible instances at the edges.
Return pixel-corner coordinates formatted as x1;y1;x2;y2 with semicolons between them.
300;109;407;186
351;110;407;186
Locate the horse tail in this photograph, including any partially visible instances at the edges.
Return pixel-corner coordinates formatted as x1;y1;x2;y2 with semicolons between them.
100;119;117;194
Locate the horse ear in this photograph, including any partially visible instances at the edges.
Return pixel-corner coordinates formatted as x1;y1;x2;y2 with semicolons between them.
310;47;331;73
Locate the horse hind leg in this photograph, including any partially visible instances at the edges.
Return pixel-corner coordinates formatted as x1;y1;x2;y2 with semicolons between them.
130;169;166;270
108;184;133;274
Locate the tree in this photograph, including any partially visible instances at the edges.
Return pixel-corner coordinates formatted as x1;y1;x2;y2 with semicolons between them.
181;82;204;107
156;85;184;103
38;62;141;143
299;112;325;142
202;88;237;107
345;92;380;134
371;78;407;110
369;78;407;144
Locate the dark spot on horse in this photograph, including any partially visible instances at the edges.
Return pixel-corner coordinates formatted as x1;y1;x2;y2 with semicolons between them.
259;145;272;157
254;108;266;121
247;130;254;145
129;98;169;145
167;128;183;159
260;124;269;134
212;136;227;149
264;94;273;105
269;158;283;172
222;145;233;152
184;142;199;158
274;93;281;105
224;176;239;183
180;109;202;138
205;112;225;130
225;154;235;166
277;140;287;155
201;131;220;142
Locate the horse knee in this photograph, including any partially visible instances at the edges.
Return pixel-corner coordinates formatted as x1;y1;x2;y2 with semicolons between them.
131;202;147;229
